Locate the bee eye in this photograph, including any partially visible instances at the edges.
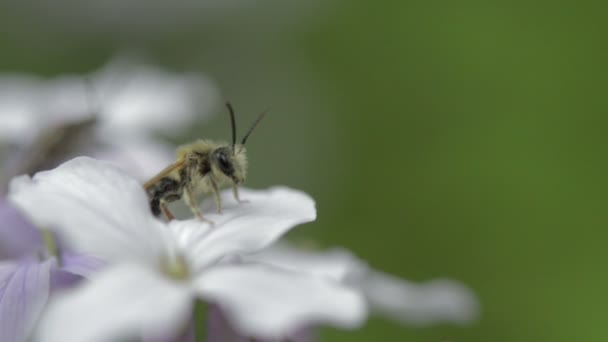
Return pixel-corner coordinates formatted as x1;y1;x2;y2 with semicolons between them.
216;151;232;172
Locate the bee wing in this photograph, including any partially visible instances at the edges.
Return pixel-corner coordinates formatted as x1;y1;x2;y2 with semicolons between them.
143;159;187;190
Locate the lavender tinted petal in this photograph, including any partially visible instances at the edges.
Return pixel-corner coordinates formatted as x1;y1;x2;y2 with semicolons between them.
0;197;42;260
0;259;53;342
59;251;105;278
49;268;82;291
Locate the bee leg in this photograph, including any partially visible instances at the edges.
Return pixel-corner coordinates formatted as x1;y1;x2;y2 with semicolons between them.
232;185;249;204
160;201;176;221
210;180;223;214
184;187;213;224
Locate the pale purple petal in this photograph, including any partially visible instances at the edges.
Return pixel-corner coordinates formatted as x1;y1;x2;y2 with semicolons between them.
206;304;247;342
359;271;479;325
0;197;43;260
207;304;316;342
8;157;172;266
59;252;105;278
170;187;316;271
50;253;103;291
35;263;193;342
194;264;366;339
0;259;53;342
49;269;81;291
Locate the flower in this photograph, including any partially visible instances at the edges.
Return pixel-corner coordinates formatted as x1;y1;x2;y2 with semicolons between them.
246;242;479;326
0;258;53;342
0;197;102;342
8;157;367;341
0;57;219;180
0;197;42;260
206;304;316;342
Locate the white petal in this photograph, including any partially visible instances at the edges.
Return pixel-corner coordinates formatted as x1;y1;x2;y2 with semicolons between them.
93;58;219;135
0;74;94;145
35;264;193;342
245;242;366;283
0;75;43;144
39;76;94;124
167;220;213;262
8;157;172;265
0;59;218;145
359;271;479;325
248;243;479;326
206;304;315;342
194;264;367;339
170;187;316;271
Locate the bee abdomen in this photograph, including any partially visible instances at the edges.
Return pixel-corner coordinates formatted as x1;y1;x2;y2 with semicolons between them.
147;177;183;217
150;197;161;216
148;177;180;196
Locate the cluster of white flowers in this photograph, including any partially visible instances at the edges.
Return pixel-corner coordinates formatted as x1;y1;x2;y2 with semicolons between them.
0;56;219;181
6;157;360;341
4;156;478;342
0;59;478;342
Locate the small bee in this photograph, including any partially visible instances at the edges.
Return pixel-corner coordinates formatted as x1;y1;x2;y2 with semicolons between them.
144;103;266;221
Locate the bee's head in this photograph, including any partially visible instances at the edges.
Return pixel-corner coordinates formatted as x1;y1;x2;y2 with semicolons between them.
214;102;264;185
211;146;247;184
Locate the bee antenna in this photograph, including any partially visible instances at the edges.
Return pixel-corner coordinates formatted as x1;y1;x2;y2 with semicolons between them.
241;110;267;146
226;102;237;152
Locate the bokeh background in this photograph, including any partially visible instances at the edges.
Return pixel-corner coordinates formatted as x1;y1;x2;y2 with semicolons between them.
1;1;607;341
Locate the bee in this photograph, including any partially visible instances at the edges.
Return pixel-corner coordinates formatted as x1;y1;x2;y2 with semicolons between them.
144;103;266;221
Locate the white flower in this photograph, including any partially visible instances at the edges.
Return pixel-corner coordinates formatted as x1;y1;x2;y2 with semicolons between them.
247;243;479;326
0;57;219;179
8;157;366;341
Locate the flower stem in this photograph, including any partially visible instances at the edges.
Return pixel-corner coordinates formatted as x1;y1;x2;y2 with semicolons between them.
194;300;207;342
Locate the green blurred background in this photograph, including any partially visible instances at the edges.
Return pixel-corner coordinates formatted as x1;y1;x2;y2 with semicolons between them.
1;1;607;340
